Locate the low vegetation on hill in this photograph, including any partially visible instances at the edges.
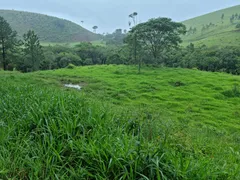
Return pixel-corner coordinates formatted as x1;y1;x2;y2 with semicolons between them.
0;10;101;42
182;5;240;47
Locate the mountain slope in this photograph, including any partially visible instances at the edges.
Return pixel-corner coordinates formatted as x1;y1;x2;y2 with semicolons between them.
0;10;101;43
182;5;240;47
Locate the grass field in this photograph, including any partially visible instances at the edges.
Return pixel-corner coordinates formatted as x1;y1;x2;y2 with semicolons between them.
1;65;240;179
182;5;240;47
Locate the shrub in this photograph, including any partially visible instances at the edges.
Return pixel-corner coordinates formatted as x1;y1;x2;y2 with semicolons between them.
66;63;76;69
222;84;240;97
236;23;240;29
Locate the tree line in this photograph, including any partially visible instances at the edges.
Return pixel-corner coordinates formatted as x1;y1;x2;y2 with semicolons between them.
0;16;43;71
1;15;240;75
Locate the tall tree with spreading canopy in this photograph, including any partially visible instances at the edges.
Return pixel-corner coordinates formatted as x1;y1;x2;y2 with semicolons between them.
126;18;186;63
0;16;18;70
23;30;44;71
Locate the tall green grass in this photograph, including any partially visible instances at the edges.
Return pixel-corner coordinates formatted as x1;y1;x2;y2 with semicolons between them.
0;67;240;179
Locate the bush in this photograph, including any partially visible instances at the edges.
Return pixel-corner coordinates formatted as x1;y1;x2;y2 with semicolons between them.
66;63;76;69
222;84;240;97
236;23;240;29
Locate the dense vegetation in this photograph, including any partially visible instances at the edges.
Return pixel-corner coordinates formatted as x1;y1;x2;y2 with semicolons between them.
1;14;240;75
31;42;240;75
0;10;101;42
1;66;240;179
182;5;240;47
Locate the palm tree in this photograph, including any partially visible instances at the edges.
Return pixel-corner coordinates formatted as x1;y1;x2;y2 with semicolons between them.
128;21;132;27
92;26;98;33
133;12;138;25
129;12;138;26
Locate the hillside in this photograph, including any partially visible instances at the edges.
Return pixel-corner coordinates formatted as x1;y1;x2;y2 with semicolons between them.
182;5;240;47
0;10;101;43
1;65;240;179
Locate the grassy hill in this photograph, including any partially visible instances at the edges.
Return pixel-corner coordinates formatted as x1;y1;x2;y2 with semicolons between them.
182;5;240;47
1;65;240;179
0;10;101;43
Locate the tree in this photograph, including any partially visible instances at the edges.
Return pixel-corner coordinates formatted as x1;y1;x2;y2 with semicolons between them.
81;21;84;26
236;23;240;29
235;13;238;19
128;12;139;72
186;43;195;53
129;12;138;26
23;30;44;71
221;13;224;21
74;42;107;65
230;15;235;24
41;48;55;70
126;18;186;63
104;29;126;45
201;25;206;33
0;16;18;70
188;27;193;35
128;21;132;27
56;52;82;68
93;26;98;33
193;27;197;34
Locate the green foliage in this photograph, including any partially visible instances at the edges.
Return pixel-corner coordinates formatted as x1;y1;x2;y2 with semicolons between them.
32;42;240;75
74;42;107;65
0;10;102;43
222;84;240;97
126;17;186;63
66;63;76;69
34;42;111;70
56;52;82;68
21;30;44;72
236;23;240;29
0;16;19;70
164;46;240;74
104;29;126;45
107;54;124;64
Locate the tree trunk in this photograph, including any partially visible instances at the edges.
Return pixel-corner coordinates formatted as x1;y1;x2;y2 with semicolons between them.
1;38;7;70
134;33;140;73
31;45;34;71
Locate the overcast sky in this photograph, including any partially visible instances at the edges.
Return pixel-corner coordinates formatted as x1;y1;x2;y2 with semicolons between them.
1;0;239;33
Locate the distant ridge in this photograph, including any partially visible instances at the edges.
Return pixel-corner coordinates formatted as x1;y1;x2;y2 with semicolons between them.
0;9;101;43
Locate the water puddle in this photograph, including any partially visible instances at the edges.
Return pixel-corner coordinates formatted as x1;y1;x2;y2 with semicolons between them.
64;84;81;90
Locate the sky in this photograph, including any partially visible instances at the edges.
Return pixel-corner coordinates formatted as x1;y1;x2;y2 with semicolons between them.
1;0;239;33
